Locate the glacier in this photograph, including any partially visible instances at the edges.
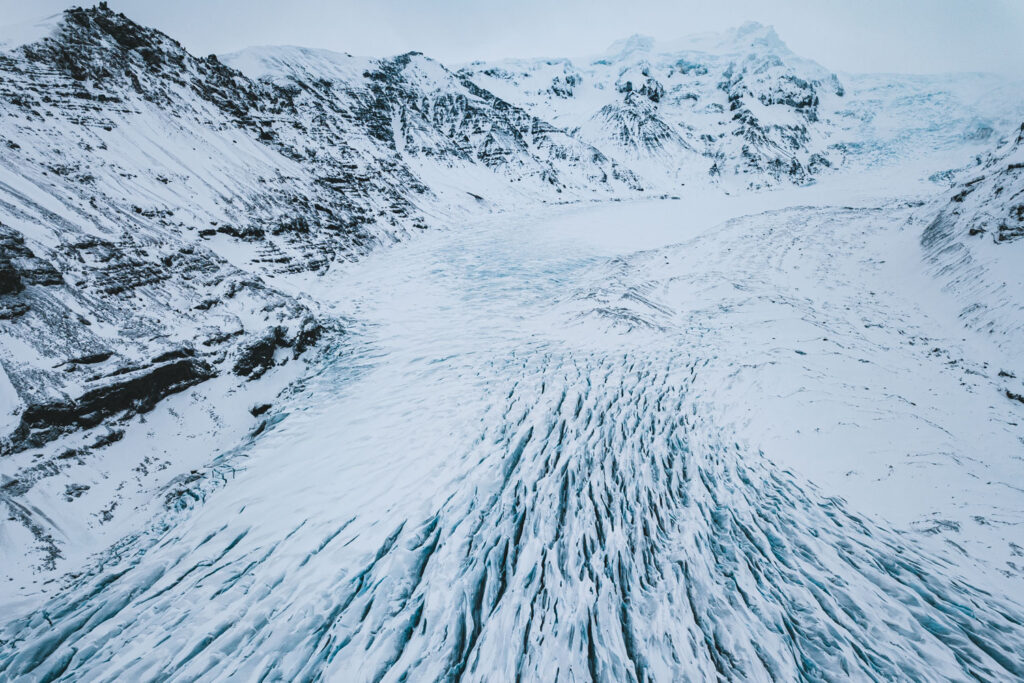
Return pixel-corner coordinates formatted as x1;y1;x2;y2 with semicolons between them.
4;187;1024;680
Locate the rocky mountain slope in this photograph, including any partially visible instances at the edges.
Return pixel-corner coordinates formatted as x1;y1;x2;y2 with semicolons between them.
460;24;841;189
922;121;1024;352
223;46;641;206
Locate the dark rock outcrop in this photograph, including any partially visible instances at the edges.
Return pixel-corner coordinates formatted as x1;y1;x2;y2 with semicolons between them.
4;357;214;453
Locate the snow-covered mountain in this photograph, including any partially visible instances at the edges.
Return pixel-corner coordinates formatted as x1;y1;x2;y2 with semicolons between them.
460;23;1024;190
3;5;1024;680
460;23;842;189
223;46;641;204
0;5;646;455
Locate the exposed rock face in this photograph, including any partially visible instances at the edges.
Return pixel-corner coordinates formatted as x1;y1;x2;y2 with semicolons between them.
8;355;215;452
232;320;321;380
0;226;62;294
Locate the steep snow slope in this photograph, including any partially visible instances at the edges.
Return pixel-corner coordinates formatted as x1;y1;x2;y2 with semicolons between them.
922;122;1024;353
0;6;340;584
0;5;393;449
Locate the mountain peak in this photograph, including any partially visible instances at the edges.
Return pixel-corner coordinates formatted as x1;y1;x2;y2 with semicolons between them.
0;4;179;57
664;21;791;57
602;22;792;63
733;21;787;51
605;34;656;57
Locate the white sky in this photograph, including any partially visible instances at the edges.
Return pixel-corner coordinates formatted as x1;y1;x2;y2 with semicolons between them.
2;0;1023;74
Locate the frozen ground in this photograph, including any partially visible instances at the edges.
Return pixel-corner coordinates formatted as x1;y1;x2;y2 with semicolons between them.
2;173;1024;680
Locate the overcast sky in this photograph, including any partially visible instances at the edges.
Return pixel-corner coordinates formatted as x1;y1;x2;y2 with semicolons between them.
2;0;1023;73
